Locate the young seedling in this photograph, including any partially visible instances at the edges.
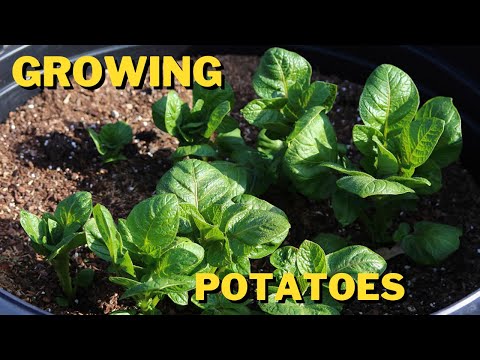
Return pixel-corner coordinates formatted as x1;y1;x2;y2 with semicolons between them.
20;192;93;300
85;159;291;314
88;121;133;164
319;64;463;264
85;194;204;315
156;159;291;274
152;82;237;160
240;47;341;199
259;240;386;315
152;83;274;195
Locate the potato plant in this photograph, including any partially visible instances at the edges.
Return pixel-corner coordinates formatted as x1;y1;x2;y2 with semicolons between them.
18;47;466;315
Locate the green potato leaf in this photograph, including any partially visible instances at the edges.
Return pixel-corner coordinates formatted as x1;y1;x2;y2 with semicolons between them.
53;191;92;237
193;81;235;115
399;118;445;172
109;276;141;289
257;129;286;157
117;219;141;256
232;194;287;218
203;100;231;139
192;292;253;315
126;194;179;256
296;240;327;274
372;136;399;178
221;204;290;258
172;144;218;161
217;256;251;278
400;221;462;265
117;252;136;277
88;121;133;163
413;159;442;195
99;121;133;149
155;237;204;276
326;245;387;281
168;291;190;306
211;161;248;198
87;128;105;155
216;115;239;134
47;232;86;261
20;210;47;248
270;246;299;275
121;274;196;300
319;162;369;177
352;125;384;158
359;64;419;149
312;233;349;254
253;47;312;99
156;159;233;216
283;107;338;200
44;215;62;245
416;97;462;167
102;154;128;164
337;175;415;198
393;222;411;243
85;218;111;261
302;81;337;112
205;240;232;267
241;98;291;137
92;204;122;263
331;189;363;227
259;294;339;315
385;176;431;192
152;90;187;137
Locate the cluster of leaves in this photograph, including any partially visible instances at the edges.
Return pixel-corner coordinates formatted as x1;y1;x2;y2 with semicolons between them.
241;47;340;199
88;121;133;164
317;64;463;264
20;192;94;302
152;83;237;160
239;48;463;265
19;47;466;315
21;159;291;314
260;240;386;315
152;83;275;195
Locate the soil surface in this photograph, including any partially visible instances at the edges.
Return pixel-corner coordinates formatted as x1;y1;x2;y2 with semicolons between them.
1;55;479;315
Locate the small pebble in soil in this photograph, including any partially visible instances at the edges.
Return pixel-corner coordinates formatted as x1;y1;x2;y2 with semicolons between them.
408;306;417;312
111;110;120;118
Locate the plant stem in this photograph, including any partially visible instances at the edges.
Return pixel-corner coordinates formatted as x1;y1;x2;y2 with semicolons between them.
357;203;390;244
51;254;74;300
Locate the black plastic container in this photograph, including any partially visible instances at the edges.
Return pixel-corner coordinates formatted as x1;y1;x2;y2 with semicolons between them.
1;45;479;315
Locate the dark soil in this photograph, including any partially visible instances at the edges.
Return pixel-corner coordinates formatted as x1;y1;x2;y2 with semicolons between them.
1;55;479;315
